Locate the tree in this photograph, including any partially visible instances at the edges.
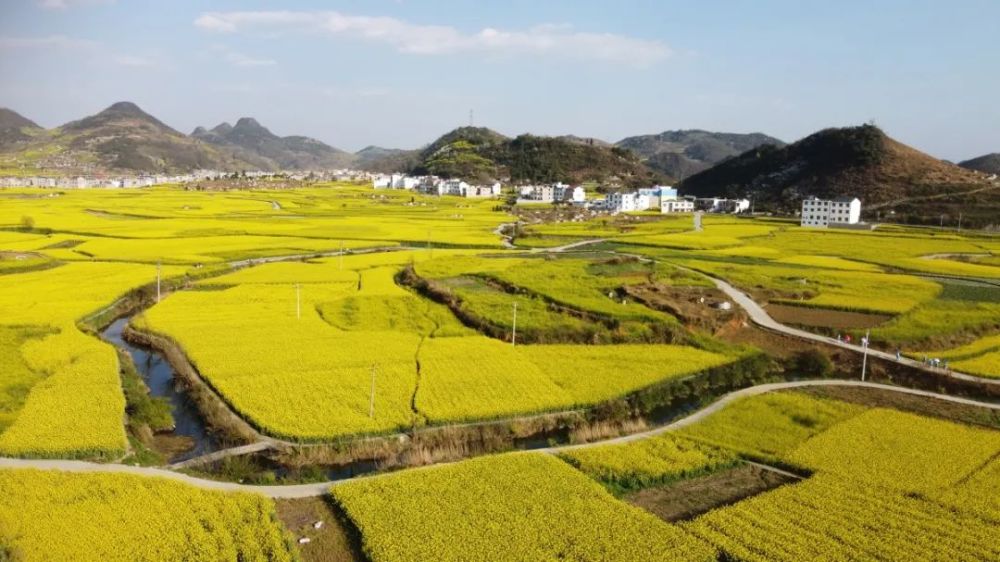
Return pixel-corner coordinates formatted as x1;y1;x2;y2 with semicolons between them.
20;215;34;231
792;349;833;378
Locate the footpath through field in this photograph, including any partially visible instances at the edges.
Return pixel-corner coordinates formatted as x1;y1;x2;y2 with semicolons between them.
1;380;997;498
539;237;998;386
703;274;1000;386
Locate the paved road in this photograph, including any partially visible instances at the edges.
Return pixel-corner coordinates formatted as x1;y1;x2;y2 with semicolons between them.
1;379;996;499
532;238;607;253
704;274;999;385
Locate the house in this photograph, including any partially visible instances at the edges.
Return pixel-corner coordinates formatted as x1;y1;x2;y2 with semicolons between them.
635;193;653;211
801;196;861;227
661;198;694;213
694;197;750;214
605;192;638;213
570;186;586;203
439;179;470;196
517;185;556;203
465;182;502;198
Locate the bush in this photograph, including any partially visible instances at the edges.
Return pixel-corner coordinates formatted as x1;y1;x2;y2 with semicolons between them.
793;349;833;378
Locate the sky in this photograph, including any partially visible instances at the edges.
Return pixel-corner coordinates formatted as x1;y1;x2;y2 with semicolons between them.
0;0;998;160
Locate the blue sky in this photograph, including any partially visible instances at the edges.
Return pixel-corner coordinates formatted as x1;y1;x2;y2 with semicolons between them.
1;0;997;160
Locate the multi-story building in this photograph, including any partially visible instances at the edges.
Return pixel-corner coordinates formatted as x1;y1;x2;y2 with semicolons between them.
801;196;861;227
661;198;694;213
605;192;638;213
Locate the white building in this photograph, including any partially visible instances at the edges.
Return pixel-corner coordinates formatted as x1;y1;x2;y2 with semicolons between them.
570;186;586;203
635;193;653;211
605;192;638;213
465;182;502;198
661;199;695;213
694;197;750;214
801;196;861;227
518;185;556;203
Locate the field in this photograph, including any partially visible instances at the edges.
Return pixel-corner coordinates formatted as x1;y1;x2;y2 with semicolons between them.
0;469;296;562
560;434;736;492
141;250;738;438
0;261;186;458
324;388;1000;561
675;392;865;461
331;453;716;562
2;185;1000;561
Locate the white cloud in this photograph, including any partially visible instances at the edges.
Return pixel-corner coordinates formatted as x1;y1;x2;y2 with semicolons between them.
224;52;276;67
0;35;98;50
37;0;115;9
194;11;670;67
207;45;277;67
112;54;154;67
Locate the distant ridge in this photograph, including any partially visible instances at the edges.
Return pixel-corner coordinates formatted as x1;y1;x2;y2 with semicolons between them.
959;153;1000;175
615;129;785;181
364;126;666;187
679;124;995;225
0;107;41;146
2;101;255;172
192;117;355;170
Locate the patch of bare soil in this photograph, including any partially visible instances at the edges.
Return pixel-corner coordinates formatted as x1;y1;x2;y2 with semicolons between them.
765;303;890;330
798;386;1000;429
623;283;743;333
275;497;365;562
150;434;195;462
625;464;796;522
715;323;816;359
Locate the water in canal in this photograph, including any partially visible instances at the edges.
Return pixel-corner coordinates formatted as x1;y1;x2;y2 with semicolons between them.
101;317;219;462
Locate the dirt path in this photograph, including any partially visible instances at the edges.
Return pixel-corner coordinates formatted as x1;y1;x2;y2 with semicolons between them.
1;380;996;498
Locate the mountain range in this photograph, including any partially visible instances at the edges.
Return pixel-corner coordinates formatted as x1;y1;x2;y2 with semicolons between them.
0;101;787;184
0;102;995;223
679;124;997;227
191;118;355;171
615;130;785;180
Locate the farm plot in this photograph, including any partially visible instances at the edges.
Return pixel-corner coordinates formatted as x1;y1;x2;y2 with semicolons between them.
560;433;736;492
415;337;736;423
139;274;421;440
684;473;1000;562
0;261;185;459
675;392;865;462
331;453;716;562
0;469;296;562
787;408;1000;492
674;258;941;315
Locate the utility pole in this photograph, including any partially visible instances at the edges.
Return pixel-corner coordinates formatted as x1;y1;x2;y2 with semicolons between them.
511;302;518;346
339;240;344;271
940;214;945;228
368;363;377;418
296;283;301;320
957;212;962;232
861;329;870;382
156;261;161;303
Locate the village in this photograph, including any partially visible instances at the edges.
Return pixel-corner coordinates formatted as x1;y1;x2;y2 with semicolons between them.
0;168;378;189
371;172;863;226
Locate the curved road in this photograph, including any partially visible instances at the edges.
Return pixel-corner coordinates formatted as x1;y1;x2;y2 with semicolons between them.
1;379;997;499
535;238;998;385
703;274;999;385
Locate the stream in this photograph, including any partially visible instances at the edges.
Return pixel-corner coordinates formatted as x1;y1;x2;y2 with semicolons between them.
101;317;219;462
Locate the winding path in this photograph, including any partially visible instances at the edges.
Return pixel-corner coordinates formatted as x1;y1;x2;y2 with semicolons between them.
703;274;999;385
1;380;997;498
